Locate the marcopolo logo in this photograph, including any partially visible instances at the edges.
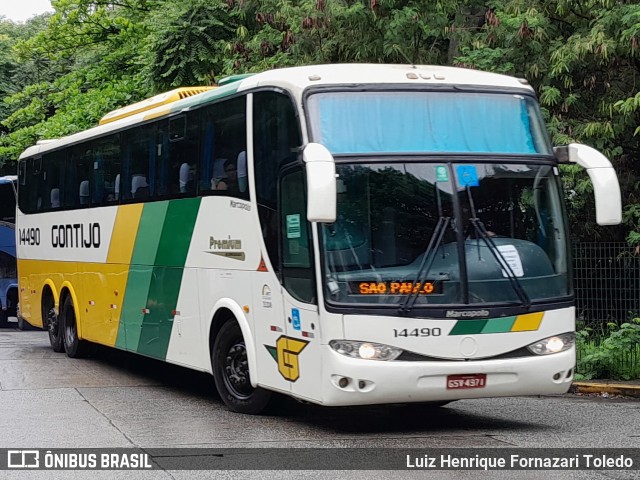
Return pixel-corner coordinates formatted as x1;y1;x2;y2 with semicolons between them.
446;310;490;318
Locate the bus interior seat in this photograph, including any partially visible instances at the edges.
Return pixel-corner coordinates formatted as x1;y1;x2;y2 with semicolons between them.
50;188;60;208
212;158;227;186
131;175;149;198
114;174;120;200
79;180;90;205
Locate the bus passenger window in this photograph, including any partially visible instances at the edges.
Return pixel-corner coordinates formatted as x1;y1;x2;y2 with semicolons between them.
198;96;247;199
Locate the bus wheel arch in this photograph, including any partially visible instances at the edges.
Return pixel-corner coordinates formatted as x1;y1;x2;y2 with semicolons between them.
209;305;271;414
42;285;63;352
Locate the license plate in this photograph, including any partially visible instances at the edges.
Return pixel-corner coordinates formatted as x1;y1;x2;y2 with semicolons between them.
446;374;487;390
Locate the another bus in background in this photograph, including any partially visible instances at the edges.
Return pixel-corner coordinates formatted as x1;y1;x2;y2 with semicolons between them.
0;176;18;328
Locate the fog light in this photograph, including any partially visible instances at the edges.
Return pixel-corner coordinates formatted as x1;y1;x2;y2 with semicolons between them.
338;377;349;388
330;340;402;361
527;333;575;355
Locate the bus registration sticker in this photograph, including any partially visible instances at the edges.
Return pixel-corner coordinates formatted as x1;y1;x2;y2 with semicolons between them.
446;374;486;390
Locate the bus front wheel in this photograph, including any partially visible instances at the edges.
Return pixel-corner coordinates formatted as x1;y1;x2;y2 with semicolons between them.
43;294;64;352
212;319;272;414
61;295;90;358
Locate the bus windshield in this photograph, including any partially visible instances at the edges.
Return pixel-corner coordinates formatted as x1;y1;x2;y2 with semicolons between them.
306;91;552;155
320;162;570;308
0;179;15;223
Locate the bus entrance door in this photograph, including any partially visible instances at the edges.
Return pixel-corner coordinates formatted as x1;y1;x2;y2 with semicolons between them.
282;291;321;403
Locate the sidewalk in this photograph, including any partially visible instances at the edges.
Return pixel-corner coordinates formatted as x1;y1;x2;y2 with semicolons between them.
571;380;640;398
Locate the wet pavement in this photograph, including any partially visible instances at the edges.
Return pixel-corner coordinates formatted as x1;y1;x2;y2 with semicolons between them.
1;328;638;479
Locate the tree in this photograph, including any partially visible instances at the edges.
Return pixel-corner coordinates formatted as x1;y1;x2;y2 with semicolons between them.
455;0;639;242
0;0;638;244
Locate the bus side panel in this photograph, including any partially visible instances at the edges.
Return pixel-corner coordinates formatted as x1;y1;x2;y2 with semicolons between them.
76;263;128;346
17;259;38;327
165;267;206;369
16;259;77;328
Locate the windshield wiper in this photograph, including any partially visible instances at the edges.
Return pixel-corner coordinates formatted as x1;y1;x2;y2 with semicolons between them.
398;215;451;313
466;188;531;310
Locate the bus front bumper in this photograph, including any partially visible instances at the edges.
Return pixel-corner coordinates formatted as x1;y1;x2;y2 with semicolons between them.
319;346;575;406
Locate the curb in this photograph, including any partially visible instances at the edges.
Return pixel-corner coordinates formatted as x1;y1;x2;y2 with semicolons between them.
571;382;640;398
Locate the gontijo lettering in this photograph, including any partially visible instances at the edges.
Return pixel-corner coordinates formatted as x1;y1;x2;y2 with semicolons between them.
51;223;101;248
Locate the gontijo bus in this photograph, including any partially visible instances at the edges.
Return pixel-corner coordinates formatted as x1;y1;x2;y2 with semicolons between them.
16;64;622;413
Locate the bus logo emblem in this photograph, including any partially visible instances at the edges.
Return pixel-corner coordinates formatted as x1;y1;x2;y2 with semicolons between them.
206;235;246;260
265;336;309;382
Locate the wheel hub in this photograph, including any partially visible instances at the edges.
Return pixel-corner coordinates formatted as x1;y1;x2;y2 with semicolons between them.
47;308;58;335
223;342;252;397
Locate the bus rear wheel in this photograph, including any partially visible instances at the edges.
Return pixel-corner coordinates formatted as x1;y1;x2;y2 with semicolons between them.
61;295;90;358
43;294;64;352
0;309;8;328
212;319;272;414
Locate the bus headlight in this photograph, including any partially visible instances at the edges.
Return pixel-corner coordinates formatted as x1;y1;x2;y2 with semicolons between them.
329;340;402;361
527;333;575;355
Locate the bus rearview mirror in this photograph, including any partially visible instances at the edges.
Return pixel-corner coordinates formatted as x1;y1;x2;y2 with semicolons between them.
303;143;337;223
555;143;622;226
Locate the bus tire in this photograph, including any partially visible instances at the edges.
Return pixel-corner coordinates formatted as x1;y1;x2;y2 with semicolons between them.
16;301;32;330
0;309;8;328
212;319;272;414
61;295;90;358
43;294;64;352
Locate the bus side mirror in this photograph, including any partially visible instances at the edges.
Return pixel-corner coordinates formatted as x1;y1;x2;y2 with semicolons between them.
303;143;337;223
555;143;622;225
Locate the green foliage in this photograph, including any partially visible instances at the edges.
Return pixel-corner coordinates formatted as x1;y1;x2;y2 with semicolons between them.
0;0;638;242
144;0;234;88
576;319;640;381
456;1;640;243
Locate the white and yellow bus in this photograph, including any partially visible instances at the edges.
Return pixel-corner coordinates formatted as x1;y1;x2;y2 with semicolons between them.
17;64;621;413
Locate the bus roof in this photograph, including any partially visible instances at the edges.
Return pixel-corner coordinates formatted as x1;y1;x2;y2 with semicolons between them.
19;64;533;159
0;176;17;185
237;63;532;92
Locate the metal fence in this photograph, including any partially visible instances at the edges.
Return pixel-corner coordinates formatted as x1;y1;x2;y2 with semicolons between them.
573;242;640;326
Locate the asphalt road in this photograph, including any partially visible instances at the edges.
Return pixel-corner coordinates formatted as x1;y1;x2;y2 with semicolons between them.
1;327;638;480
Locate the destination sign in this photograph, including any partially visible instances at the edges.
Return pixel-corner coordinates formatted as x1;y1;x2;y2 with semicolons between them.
352;281;442;295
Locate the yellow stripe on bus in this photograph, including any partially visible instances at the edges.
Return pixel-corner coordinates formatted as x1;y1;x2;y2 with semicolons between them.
511;312;544;332
107;204;144;264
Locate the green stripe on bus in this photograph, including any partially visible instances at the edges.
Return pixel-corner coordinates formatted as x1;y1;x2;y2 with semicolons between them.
116;266;154;350
449;319;488;335
131;202;169;265
154;197;201;267
116;202;169;350
480;316;516;334
137;198;201;359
